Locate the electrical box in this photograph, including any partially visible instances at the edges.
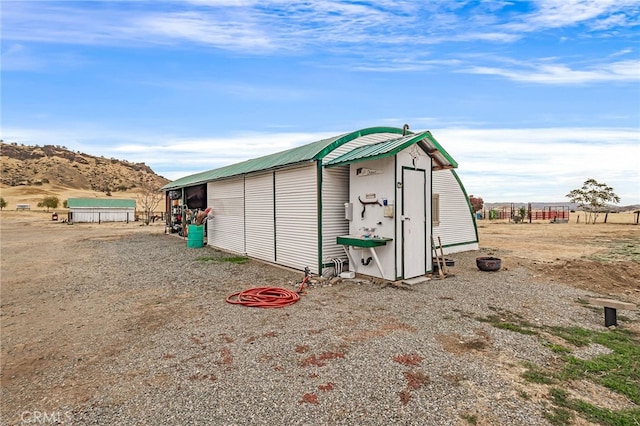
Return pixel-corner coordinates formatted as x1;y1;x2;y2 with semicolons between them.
344;202;353;221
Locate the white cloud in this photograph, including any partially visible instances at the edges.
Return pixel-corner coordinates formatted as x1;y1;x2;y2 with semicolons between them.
135;11;275;51
3;125;638;204
111;131;336;171
0;125;334;178
3;0;639;86
503;0;640;32
4;1;637;51
467;59;640;84
431;127;640;204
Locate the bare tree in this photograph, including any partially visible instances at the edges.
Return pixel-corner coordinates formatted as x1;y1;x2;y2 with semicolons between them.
136;179;164;224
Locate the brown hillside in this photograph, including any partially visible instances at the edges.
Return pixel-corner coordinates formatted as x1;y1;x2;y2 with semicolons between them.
0;142;170;211
1;142;169;192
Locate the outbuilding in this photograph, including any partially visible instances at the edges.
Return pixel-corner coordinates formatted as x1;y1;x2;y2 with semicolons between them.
67;198;136;223
162;126;478;280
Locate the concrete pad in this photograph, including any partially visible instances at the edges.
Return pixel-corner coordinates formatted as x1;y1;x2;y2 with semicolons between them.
402;276;430;286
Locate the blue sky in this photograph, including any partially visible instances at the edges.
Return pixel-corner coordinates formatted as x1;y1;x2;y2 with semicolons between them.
1;0;639;204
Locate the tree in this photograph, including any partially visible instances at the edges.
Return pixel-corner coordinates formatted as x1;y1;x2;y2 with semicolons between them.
469;195;484;212
136;179;164;225
516;205;528;223
566;179;620;224
37;196;60;212
0;197;7;210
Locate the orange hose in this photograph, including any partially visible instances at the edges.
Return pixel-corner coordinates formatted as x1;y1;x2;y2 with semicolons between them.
226;286;301;308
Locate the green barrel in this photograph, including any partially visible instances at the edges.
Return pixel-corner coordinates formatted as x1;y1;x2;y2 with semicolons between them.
187;224;204;248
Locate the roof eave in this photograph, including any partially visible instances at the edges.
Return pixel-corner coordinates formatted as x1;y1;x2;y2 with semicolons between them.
423;132;458;168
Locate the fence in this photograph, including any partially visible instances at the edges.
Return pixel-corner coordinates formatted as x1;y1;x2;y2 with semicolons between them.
479;204;570;222
530;208;570;221
478;206;639;224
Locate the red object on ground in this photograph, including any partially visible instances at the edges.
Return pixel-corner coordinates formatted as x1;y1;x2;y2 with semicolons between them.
226;287;301;308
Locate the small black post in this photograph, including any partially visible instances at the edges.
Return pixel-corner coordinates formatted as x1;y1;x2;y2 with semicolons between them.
604;307;617;327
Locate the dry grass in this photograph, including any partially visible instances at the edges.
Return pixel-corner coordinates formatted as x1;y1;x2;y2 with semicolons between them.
0;184;161;215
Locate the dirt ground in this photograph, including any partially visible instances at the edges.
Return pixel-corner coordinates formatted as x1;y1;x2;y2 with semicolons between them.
476;216;640;305
1;210;638;423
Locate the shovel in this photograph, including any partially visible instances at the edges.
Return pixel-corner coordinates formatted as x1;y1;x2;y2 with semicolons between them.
431;236;444;278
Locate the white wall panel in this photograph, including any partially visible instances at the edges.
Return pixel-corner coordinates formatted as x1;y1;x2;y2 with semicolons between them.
348;157;397;280
245;172;275;262
432;169;479;254
275;165;319;272
70;208;134;223
321;166;349;268
207;178;245;254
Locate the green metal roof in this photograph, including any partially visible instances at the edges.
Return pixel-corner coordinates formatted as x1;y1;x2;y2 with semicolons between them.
162;135;339;191
161;126;457;190
325;131;458;169
67;198;136;208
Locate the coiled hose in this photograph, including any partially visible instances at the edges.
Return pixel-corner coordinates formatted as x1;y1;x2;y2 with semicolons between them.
226;287;300;308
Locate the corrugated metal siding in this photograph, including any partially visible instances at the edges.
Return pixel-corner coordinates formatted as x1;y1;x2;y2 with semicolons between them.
245;172;275;262
70;208;134;223
275;165;319;273
432;169;478;254
321;166;350;266
207;178;245;254
322;133;400;164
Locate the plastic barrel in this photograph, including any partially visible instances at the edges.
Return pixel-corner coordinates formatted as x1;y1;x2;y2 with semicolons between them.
187;224;204;248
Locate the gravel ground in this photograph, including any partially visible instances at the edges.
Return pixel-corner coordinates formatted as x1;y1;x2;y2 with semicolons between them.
2;230;638;425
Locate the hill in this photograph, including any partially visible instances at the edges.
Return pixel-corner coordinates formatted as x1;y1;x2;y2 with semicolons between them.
1;142;169;191
0;142;170;211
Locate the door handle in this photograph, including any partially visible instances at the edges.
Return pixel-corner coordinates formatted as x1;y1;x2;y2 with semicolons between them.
401;216;411;221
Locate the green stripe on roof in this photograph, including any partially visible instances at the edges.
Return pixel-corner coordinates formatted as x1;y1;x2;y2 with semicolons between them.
67;198;136;208
161;127;408;190
325;131;458;169
312;127;407;160
325;132;428;166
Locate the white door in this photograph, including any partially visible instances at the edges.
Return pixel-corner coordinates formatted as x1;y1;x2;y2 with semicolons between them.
402;168;426;278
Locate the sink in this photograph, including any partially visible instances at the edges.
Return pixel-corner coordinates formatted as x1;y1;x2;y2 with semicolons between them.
336;235;392;248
